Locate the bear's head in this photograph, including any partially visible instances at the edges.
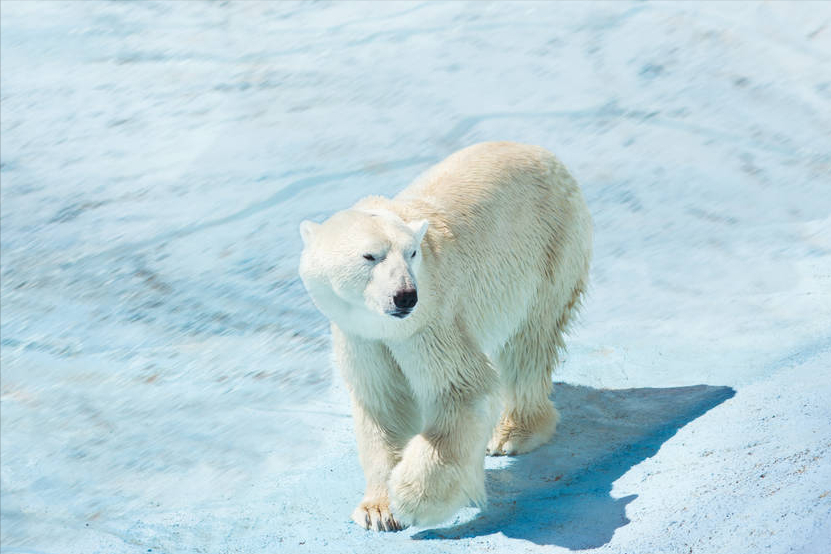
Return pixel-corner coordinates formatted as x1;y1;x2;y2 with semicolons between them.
299;208;429;336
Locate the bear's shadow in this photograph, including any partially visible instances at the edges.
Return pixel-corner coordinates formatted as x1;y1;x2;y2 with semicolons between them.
412;382;735;548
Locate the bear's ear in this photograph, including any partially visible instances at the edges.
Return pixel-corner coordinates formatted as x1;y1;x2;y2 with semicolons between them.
299;220;320;246
408;219;429;244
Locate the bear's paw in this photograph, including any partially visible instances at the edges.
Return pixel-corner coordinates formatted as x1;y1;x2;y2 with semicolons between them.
351;497;404;532
486;405;560;456
388;435;479;527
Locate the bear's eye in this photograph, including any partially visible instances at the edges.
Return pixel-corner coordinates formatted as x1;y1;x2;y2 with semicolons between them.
363;254;376;262
410;251;417;258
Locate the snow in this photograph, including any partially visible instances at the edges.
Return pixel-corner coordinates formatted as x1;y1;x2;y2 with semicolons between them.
1;1;830;553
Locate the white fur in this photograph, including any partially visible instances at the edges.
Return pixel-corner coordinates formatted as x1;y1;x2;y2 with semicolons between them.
298;142;592;529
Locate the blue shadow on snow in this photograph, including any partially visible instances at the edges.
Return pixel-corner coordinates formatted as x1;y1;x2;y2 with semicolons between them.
413;382;735;549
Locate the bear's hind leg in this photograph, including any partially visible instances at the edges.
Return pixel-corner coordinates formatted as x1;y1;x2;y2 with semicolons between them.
487;281;585;456
487;339;559;456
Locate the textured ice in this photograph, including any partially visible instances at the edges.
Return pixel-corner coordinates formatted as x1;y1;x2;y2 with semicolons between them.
1;2;830;553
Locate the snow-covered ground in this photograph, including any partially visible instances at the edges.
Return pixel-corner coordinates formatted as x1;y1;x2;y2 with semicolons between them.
2;2;830;553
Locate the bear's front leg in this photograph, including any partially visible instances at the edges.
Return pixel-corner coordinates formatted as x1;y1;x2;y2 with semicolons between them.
387;328;500;527
350;398;413;531
333;325;419;531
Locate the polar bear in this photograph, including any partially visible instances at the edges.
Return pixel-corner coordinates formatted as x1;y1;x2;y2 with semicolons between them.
298;142;592;531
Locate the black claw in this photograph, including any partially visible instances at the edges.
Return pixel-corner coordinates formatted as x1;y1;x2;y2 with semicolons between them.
374;510;383;531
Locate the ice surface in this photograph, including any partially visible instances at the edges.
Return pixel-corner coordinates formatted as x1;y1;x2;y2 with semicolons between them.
1;2;830;553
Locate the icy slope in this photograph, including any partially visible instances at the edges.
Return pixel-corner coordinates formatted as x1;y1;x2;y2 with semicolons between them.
1;2;830;553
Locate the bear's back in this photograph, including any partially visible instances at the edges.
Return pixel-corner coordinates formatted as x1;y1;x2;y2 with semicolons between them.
393;142;592;354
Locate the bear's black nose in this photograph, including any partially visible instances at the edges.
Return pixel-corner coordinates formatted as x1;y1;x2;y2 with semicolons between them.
393;289;418;310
